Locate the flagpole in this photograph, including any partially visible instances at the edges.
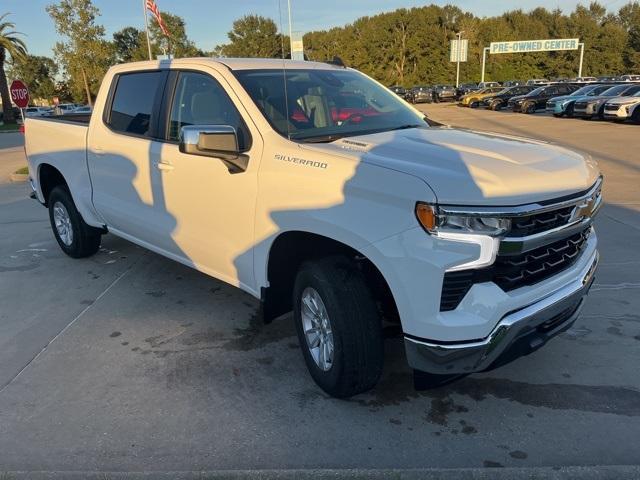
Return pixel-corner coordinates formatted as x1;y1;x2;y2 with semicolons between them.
143;0;152;60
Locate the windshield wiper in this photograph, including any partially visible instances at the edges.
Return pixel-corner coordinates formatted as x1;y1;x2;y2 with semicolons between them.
386;124;424;132
299;133;350;143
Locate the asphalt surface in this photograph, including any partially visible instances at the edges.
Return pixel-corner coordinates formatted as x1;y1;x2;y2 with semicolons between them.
1;108;639;477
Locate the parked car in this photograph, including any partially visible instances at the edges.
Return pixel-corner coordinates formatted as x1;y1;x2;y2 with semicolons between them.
432;85;457;102
477;81;501;89
51;103;81;116
24;107;53;118
574;84;640;119
546;84;613;117
602;90;640;123
458;86;504;107
572;77;598;83
502;80;525;87
483;85;537;110
72;105;93;114
408;86;433;104
24;57;602;398
618;74;640;82
596;76;618;82
455;83;478;99
509;84;578;113
526;79;549;85
389;86;409;101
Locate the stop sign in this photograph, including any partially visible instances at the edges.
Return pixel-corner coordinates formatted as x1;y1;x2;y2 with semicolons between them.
10;80;30;109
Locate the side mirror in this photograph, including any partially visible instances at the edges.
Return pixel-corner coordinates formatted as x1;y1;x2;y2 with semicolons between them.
179;125;248;174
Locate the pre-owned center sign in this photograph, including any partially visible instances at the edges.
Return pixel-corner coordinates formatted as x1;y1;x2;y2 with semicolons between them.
490;38;579;54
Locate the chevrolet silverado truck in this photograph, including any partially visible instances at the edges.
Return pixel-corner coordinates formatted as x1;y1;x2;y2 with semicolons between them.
25;58;601;398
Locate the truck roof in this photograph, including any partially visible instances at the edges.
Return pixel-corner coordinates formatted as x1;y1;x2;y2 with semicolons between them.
110;57;343;72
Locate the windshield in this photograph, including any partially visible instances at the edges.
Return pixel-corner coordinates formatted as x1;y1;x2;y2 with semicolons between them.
526;87;545;96
600;85;630;96
234;68;428;142
571;85;597;96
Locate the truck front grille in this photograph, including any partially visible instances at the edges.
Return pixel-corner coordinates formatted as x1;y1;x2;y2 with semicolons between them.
439;227;591;311
508;206;574;237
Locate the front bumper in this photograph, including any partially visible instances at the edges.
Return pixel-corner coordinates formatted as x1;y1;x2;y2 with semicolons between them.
603;106;630;120
405;251;598;375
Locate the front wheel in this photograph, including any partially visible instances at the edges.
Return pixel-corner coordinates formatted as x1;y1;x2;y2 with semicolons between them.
48;186;102;258
293;256;384;398
523;102;536;114
631;108;640;125
565;103;575;118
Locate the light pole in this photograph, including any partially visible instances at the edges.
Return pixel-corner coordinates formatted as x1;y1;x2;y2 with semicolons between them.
455;31;464;88
287;0;293;55
481;46;490;83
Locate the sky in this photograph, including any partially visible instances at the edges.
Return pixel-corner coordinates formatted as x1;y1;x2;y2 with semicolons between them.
2;0;630;58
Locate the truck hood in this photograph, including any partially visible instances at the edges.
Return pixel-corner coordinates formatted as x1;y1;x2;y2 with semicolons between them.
302;127;599;206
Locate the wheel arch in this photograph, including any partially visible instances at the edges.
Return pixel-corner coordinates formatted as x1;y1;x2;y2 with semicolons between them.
38;163;68;207
261;230;400;325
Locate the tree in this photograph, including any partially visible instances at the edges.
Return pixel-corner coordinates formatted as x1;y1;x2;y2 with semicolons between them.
47;0;114;106
113;26;143;63
8;55;58;101
148;12;203;59
0;13;27;124
216;15;287;58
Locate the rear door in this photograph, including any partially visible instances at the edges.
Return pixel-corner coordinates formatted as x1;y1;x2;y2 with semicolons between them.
88;69;169;245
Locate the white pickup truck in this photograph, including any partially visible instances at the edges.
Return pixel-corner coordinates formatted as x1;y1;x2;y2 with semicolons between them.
25;58;601;398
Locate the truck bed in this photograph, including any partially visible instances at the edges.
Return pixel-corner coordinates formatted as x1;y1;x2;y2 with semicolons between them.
35;113;92;125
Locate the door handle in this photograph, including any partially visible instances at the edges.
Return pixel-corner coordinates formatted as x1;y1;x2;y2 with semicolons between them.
93;147;105;156
156;162;174;172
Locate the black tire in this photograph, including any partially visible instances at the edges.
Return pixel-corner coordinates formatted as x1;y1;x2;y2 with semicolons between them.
523;102;536;114
493;101;503;111
48;185;102;258
553;113;562;118
469;100;479;108
293;256;384;398
632;108;640;125
565;103;575;118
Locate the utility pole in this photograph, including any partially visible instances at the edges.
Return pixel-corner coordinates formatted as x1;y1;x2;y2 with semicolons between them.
481;47;490;83
455;31;464;88
287;0;293;56
143;0;152;60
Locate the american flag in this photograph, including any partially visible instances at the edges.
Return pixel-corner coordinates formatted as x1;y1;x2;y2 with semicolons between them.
145;0;169;36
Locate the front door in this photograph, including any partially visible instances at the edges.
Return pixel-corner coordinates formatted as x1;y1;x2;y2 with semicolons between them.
153;70;262;292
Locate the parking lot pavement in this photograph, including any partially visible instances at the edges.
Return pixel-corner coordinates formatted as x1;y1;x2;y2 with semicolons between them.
1;112;640;476
0;132;28;184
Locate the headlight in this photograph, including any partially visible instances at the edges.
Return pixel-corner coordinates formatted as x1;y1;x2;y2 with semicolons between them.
415;203;509;271
416;203;510;236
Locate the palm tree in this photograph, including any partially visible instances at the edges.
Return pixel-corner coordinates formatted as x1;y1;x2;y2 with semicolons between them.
0;13;27;124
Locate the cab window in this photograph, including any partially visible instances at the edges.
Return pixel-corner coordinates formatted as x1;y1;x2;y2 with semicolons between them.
107;71;164;137
167;71;250;150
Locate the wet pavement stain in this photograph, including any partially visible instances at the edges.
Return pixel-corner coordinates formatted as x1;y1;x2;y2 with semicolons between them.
483;460;504;468
357;371;640;419
180;329;226;346
509;450;528;459
145;290;166;298
109;331;121;338
222;313;295;352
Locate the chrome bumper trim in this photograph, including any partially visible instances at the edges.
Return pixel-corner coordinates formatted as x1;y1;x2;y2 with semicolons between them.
405;250;599;375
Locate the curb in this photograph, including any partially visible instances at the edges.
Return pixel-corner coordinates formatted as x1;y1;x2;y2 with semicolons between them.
1;466;640;480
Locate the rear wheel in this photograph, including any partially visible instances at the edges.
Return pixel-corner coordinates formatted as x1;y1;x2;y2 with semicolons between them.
293;256;384;398
48;186;102;258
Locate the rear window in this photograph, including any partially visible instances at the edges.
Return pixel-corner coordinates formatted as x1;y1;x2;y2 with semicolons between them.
107;71;164;136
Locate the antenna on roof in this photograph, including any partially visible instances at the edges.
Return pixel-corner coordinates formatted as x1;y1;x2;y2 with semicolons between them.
325;56;346;68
